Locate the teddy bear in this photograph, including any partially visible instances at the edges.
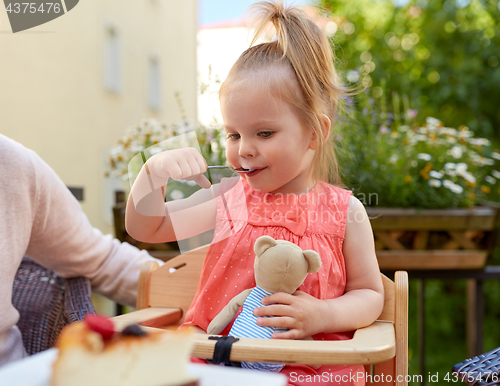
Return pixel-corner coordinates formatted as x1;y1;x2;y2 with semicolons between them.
206;235;322;372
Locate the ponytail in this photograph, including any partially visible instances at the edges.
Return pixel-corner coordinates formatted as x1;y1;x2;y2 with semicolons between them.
220;0;343;185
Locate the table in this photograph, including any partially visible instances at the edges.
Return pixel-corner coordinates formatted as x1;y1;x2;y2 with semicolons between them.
0;348;288;386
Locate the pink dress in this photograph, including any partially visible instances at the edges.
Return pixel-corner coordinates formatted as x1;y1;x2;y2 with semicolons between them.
181;177;365;386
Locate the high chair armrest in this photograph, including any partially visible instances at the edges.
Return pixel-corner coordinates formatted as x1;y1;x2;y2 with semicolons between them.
111;307;182;331
191;321;395;366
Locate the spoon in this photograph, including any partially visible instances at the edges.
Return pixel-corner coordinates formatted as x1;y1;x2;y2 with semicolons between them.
207;165;256;173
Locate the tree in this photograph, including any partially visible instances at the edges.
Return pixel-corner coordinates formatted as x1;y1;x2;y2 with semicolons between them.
320;0;500;139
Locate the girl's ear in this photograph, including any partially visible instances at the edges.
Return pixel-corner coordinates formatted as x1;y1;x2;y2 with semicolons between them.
320;114;331;140
309;114;331;150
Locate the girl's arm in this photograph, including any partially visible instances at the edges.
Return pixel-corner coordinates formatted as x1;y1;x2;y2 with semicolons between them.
321;195;385;332
254;195;384;339
125;148;219;243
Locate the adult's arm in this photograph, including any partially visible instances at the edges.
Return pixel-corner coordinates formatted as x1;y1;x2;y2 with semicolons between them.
5;135;162;307
0;135;162;366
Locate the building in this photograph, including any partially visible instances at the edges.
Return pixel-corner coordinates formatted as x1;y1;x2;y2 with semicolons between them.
0;0;198;234
197;18;267;127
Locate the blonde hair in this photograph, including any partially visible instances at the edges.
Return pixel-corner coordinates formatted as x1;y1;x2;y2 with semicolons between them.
219;0;343;185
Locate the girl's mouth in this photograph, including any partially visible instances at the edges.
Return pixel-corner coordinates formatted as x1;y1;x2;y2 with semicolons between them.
246;168;265;177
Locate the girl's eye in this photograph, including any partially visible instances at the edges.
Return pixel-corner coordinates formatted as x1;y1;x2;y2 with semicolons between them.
259;131;273;138
226;133;240;140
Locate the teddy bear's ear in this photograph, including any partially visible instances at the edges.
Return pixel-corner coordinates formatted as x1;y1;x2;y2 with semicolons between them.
254;235;277;257
303;250;321;273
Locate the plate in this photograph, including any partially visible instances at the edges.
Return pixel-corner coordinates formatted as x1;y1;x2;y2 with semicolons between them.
0;349;287;386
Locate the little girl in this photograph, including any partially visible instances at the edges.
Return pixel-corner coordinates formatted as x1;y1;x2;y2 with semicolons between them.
126;1;384;385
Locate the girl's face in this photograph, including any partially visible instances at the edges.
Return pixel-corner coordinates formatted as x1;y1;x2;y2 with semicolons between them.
221;81;317;195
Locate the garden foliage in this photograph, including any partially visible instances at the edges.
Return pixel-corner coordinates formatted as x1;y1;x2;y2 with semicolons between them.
320;0;500;140
337;90;500;207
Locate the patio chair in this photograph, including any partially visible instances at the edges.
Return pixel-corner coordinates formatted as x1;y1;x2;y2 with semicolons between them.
112;245;409;386
452;347;500;385
12;257;95;355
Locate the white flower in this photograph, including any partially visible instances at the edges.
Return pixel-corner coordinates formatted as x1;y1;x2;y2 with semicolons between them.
443;180;454;189
410;160;418;167
463;173;476;184
429;179;441;187
444;163;456;169
475;156;495;166
346;70;360;83
110;146;124;156
418;127;428;134
398;125;409;133
439;127;458;137
492;152;500;161
131;144;144;153
426;117;441;132
470;153;482;165
444;179;464;194
450;184;464;194
446;136;457;144
417;153;432;161
426;117;441;126
170;189;185;200
429;171;443;179
456;163;468;176
450;146;463;159
485;176;496;184
469;138;491;147
492;170;500;179
458;130;472;139
148;146;163;155
185;180;198;186
415;134;428;142
389;154;399;164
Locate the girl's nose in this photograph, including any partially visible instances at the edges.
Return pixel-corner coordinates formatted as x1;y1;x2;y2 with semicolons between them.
238;139;256;158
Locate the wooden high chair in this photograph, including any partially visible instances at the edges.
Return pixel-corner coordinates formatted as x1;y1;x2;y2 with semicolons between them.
113;245;409;386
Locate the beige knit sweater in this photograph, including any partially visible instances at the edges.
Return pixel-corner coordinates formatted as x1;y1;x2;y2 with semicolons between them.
0;135;163;366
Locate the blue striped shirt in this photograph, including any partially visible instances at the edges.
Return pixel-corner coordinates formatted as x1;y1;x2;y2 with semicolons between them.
229;286;286;372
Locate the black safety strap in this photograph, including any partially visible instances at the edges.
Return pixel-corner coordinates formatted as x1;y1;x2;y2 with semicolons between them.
208;336;241;367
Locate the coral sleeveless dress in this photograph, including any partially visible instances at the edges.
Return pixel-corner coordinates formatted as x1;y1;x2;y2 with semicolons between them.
181;177;365;386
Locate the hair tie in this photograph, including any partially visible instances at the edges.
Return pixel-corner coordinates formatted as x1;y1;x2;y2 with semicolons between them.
272;33;278;42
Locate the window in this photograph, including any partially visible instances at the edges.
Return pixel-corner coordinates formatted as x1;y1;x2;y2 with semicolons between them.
148;56;161;109
104;26;121;92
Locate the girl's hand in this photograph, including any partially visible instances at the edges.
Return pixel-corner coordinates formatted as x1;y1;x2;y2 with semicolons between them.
147;147;211;189
253;291;329;339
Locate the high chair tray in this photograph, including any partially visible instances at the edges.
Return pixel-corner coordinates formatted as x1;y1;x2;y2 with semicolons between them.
192;321;396;365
